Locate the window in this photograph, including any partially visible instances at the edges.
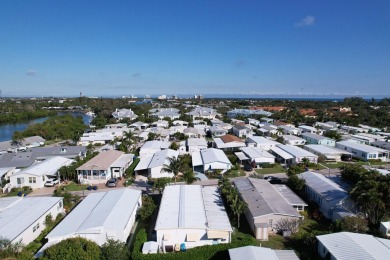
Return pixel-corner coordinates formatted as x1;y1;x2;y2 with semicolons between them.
29;177;36;184
42;176;45;181
33;223;40;232
269;219;273;227
17;178;23;185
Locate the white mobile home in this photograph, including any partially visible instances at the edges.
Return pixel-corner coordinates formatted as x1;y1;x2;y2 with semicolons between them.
10;156;73;189
234;178;303;240
192;148;232;173
299;171;354;220
77;150;133;183
273;145;318;164
135;149;179;178
336;141;389;162
282;135;306;146
0;197;64;245
317;232;390;260
301;133;335;146
139;140;171;159
303;145;351;162
155;185;232;252
41;189;141;253
246;136;279;150
235;147;275;167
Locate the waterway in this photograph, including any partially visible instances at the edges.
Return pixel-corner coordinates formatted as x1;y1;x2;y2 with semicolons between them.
0;111;92;142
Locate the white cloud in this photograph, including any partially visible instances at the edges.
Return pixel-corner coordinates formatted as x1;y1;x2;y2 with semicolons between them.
295;15;316;27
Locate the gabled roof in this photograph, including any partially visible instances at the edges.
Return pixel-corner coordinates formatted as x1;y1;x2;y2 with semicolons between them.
299;171;348;202
76;150;125;171
233;178;301;218
13;156;73;177
317;232;390;260
46;189;141;239
195;148;231;165
240;147;275;159
277;144;318;158
301;132;331;142
337;141;389;153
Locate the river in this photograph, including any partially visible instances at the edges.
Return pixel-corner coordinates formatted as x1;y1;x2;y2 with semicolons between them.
0;111;92;142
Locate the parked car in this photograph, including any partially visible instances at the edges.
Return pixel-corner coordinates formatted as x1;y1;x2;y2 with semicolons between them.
269;177;282;184
244;164;253;171
44;179;59;187
106;178;118;187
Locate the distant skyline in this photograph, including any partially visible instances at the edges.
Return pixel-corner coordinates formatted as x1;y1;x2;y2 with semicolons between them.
0;0;389;97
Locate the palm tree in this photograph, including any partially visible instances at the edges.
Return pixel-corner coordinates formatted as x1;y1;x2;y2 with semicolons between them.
230;193;247;229
276;127;284;136
11;131;24;147
183;171;197;184
162;156;182;184
301;157;310;168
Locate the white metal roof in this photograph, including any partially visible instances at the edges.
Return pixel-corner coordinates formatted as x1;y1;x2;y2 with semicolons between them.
155;185;232;231
247;136;279;145
141;140;171;150
277;145;318;158
241;147;275;160
235;152;249;161
229;246;299;260
191;151;203;166
304;144;351;156
299;171;348;202
46;189;141;240
337;141;389;153
282;135;305;141
270;147;294;160
111;154;134;168
187;138;207;147
272;184;308;206
301;132;330;142
148;149;179;168
14;156;73;177
199;148;231;165
134;156;153;171
317;232;390;260
0;197;63;242
234;178;301;218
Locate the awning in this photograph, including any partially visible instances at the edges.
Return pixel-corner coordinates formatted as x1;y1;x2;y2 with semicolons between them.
207;230;230;239
235;152;249;161
270;147;293;160
186;233;198;242
192;152;203;166
134;156;153;171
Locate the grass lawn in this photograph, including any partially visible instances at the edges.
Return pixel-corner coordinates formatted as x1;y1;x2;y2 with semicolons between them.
260;234;285;249
254;164;286;174
226;168;246;177
60;182;88;191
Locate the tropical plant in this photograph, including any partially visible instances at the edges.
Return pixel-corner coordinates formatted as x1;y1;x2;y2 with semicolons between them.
101;239;129;260
162;156;182;184
138;195;156;221
230;193;247;229
183;171;197;184
43;237;101;260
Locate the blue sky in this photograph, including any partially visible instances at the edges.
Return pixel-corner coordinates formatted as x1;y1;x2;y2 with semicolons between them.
0;0;389;97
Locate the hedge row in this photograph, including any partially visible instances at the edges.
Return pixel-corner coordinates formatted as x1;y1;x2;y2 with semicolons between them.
131;229;257;260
